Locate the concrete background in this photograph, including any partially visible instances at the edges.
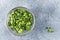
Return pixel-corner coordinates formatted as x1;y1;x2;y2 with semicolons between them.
0;0;60;40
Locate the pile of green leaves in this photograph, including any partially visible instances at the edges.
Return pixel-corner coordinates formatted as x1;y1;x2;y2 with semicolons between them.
8;8;33;34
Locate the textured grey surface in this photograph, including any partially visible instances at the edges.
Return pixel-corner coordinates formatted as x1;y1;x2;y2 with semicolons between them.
0;0;60;40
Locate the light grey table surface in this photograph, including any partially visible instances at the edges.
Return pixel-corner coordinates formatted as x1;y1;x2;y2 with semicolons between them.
0;0;60;40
